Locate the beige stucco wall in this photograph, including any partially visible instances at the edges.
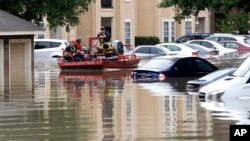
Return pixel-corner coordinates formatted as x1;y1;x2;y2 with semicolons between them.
77;2;96;47
198;10;211;33
76;0;212;47
0;39;3;92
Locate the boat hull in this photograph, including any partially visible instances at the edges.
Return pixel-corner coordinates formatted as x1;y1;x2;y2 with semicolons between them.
57;59;140;69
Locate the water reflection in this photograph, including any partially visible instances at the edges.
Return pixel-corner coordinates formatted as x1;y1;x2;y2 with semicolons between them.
0;68;239;141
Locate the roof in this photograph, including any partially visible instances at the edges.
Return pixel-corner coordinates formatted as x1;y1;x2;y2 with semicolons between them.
0;9;44;35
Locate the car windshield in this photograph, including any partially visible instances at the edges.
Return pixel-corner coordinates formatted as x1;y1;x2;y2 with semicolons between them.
141;59;174;70
199;68;234;81
232;57;250;77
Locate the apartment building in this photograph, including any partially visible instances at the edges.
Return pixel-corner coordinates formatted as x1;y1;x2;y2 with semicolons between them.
77;0;212;47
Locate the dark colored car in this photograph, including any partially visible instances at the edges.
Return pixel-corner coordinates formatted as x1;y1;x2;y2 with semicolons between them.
186;67;237;95
175;33;213;43
131;56;218;82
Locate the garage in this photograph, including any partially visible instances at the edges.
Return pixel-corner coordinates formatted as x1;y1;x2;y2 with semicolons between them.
0;9;43;95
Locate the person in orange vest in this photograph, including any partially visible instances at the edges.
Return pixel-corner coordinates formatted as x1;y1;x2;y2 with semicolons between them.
73;38;82;51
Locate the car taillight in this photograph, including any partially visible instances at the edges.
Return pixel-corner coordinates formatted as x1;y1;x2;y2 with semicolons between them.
209;50;218;55
192;51;198;56
159;73;166;81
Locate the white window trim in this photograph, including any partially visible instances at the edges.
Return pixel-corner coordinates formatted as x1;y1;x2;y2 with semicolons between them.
183;18;193;35
124;0;131;2
162;19;176;42
124;19;132;45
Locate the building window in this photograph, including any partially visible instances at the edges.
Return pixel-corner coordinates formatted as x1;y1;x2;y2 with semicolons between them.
101;0;112;8
163;20;176;42
125;21;131;44
38;34;45;39
185;21;192;35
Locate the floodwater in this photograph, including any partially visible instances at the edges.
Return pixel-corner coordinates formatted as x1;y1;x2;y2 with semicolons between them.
0;59;248;141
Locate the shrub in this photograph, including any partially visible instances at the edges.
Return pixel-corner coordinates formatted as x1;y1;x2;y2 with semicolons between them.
135;36;160;46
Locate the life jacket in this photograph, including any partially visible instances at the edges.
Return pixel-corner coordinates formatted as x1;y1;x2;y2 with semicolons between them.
103;42;114;54
73;40;82;51
63;46;76;56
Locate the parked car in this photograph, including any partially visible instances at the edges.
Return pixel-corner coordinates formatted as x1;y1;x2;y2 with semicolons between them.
124;45;175;59
131;56;218;82
206;35;250;46
219;41;250;57
199;56;250;98
175;33;213;43
34;39;69;58
186;40;238;57
156;43;199;56
183;43;219;58
186;67;236;95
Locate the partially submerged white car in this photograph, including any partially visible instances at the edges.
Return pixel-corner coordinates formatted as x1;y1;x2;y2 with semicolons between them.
199;56;250;98
34;39;68;59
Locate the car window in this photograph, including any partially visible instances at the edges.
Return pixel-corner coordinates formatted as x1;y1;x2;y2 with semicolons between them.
135;47;150;53
141;59;174;70
175;59;194;73
207;37;219;42
34;45;47;49
200;41;214;48
244;39;250;45
176;36;188;43
51;42;61;48
221;37;237;41
232;57;250;77
194;59;215;72
185;44;208;52
164;45;181;51
194;35;207;39
224;43;239;49
35;41;51;49
189;41;201;45
199;68;235;81
150;47;165;55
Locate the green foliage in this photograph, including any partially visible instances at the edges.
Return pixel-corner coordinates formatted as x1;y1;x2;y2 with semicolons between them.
135;36;160;46
216;13;250;34
159;0;250;22
0;0;95;28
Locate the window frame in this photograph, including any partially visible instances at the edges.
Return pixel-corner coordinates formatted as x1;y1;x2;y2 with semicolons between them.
124;19;132;45
162;19;176;42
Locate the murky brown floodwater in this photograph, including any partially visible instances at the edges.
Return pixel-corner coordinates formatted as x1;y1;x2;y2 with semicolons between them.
0;59;248;141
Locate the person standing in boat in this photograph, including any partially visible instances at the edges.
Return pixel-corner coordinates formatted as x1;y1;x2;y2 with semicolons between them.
63;41;85;62
97;26;111;46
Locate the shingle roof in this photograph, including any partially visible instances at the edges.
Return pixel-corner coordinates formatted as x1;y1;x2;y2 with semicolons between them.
0;9;43;32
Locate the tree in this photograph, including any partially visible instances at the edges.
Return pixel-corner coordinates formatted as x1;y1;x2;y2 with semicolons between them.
159;0;250;33
0;0;95;28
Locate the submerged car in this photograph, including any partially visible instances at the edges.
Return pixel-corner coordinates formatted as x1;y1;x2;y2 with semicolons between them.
34;39;68;58
199;56;250;98
131;56;218;82
124;45;175;59
186;67;236;95
156;43;199;56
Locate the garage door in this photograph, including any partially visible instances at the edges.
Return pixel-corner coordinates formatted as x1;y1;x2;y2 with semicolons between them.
10;43;25;92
